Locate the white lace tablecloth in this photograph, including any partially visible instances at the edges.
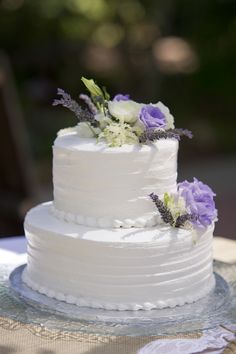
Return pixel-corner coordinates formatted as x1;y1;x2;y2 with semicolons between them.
0;236;235;354
138;327;236;354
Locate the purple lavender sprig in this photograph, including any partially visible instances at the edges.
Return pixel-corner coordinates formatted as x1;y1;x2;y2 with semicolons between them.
172;128;193;139
149;193;174;226
79;94;98;115
175;213;196;228
140;129;179;143
53;88;99;127
139;128;193;143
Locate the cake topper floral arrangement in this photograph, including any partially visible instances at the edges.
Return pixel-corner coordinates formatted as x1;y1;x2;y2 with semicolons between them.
150;178;217;230
53;78;217;231
53;77;192;147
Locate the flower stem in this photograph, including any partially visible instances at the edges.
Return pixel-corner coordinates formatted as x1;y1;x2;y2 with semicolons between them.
86;122;98;137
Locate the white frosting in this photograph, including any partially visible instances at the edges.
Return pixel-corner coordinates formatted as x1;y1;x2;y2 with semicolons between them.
23;203;215;311
50;204;159;228
52;133;178;228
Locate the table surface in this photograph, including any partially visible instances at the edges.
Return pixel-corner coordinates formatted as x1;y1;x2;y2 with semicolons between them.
0;235;235;354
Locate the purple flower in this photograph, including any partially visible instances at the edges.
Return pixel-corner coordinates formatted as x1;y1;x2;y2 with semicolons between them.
113;94;130;101
178;178;217;228
139;104;166;129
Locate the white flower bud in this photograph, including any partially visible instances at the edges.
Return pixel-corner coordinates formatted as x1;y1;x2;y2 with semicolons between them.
108;100;142;124
95;113;112;130
76;122;100;138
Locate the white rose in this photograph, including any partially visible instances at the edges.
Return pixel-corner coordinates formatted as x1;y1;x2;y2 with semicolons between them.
153;101;175;129
108;100;142;124
76;122;100;138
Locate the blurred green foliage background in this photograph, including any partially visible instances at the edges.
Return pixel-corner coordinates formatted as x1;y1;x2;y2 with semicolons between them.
1;0;236;157
0;0;235;236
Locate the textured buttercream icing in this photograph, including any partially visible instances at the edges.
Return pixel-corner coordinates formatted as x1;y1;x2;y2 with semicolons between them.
23;203;215;310
52;132;178;228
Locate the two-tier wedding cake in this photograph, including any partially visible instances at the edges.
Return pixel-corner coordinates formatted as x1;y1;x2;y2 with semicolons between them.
22;78;217;311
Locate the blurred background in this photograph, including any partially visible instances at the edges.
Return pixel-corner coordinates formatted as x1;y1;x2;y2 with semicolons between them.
0;0;235;238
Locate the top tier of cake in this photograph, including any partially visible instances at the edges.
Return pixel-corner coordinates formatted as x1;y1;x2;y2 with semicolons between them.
52;130;179;228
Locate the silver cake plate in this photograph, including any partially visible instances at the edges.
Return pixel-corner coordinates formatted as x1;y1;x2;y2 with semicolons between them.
0;261;235;336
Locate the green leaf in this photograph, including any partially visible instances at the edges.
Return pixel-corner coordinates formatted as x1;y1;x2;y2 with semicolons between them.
164;192;171;207
81;77;104;97
102;86;110;100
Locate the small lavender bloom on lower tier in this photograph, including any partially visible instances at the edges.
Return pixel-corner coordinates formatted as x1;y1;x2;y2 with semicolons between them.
79;94;98;115
113;94;130;101
53;88;99;127
178;178;217;228
150;179;216;230
140;105;166;129
149;193;174;226
175;213;197;228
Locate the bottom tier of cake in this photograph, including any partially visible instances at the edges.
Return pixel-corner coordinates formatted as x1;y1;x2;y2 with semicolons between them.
23;202;215;311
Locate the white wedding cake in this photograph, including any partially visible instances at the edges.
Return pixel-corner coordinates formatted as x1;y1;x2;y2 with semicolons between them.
22;78;217;311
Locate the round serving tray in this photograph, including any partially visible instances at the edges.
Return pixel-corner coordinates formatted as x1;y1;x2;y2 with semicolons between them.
0;261;235;336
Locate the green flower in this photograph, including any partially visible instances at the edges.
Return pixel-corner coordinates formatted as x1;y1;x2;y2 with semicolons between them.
99;122;139;147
